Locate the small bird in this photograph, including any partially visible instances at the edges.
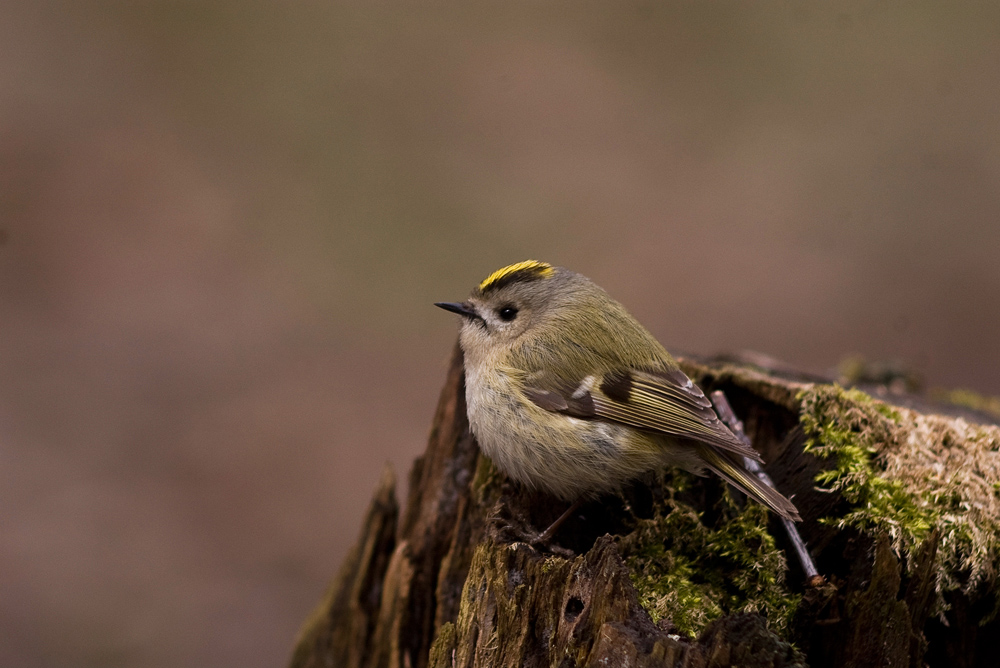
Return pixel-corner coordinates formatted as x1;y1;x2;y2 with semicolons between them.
436;261;799;540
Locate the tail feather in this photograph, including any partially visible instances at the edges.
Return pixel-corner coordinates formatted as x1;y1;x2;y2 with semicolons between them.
697;445;801;522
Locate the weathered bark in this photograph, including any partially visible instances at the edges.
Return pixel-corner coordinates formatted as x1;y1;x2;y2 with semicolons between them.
289;344;1000;668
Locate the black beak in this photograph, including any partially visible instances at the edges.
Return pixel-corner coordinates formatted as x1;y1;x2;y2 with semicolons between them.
435;301;481;320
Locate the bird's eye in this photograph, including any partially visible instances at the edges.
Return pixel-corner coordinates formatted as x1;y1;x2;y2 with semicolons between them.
497;305;518;322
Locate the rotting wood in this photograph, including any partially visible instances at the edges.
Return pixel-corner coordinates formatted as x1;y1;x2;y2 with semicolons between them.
290;344;1000;668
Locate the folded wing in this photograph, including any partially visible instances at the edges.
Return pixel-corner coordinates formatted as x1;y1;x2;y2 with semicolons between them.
526;366;763;462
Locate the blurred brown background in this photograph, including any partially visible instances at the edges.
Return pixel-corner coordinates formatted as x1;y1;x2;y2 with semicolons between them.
1;2;998;666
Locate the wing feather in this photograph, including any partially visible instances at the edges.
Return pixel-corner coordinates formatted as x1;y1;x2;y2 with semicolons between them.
526;367;762;462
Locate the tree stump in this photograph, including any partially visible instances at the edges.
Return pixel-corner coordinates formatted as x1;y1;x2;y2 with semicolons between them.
289;344;1000;668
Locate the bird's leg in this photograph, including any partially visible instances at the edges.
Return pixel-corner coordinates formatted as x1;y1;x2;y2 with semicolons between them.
530;497;585;545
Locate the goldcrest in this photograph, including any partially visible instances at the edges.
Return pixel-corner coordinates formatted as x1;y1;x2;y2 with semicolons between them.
436;261;799;526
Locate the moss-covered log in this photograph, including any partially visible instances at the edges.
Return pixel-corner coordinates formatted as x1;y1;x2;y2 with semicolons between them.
289;345;1000;668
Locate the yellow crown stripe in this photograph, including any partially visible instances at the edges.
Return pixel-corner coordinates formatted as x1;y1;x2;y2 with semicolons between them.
478;260;554;292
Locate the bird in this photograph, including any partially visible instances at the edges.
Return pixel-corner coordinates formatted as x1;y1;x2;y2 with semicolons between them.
436;260;799;541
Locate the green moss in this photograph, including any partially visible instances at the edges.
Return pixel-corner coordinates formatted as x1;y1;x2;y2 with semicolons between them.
799;385;935;556
621;382;999;635
621;475;798;638
798;383;1000;610
540;555;563;574
427;622;457;668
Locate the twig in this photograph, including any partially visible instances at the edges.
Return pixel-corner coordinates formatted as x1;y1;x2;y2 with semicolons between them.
710;390;821;582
